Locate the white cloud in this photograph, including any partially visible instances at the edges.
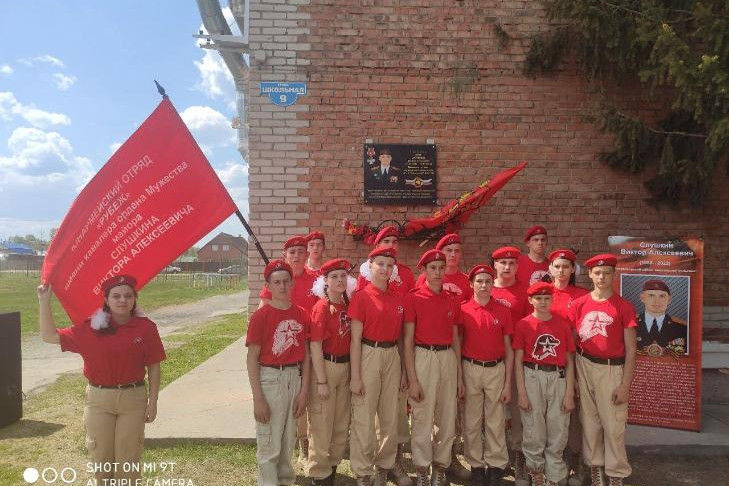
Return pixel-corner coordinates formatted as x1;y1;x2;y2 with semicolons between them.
215;161;248;218
0;64;12;76
109;142;122;154
0;127;94;219
180;105;236;155
52;73;76;91
19;55;65;68
0;92;71;128
194;50;235;104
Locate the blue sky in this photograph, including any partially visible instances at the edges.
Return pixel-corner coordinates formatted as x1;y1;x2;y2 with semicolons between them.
0;1;247;245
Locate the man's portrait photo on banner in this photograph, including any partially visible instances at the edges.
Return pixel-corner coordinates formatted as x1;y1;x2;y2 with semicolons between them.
620;274;690;357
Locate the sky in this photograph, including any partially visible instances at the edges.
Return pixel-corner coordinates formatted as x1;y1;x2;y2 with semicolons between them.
0;1;247;245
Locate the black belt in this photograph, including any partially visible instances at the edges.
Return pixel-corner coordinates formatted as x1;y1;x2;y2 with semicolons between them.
579;349;625;366
261;362;300;370
362;338;396;348
416;343;451;351
90;380;145;389
463;356;503;367
324;353;350;363
524;362;564;372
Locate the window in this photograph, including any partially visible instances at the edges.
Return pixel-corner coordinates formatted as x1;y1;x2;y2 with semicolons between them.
223;245;230;251
212;245;219;252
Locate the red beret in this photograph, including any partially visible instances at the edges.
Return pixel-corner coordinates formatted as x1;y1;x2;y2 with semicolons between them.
435;233;461;250
468;264;495;281
101;275;137;293
368;247;397;261
320;258;352;276
524;224;547;243
283;236;307;250
305;231;325;243
524;225;547;242
527;281;554;297
374;226;400;245
585;253;617;268
549;249;577;263
264;259;293;280
643;279;670;294
418;249;446;267
492;246;521;260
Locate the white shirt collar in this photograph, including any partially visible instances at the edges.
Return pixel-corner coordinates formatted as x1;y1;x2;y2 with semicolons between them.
645;312;666;332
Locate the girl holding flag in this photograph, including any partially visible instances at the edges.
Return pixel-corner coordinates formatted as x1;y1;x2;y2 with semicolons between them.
37;275;165;485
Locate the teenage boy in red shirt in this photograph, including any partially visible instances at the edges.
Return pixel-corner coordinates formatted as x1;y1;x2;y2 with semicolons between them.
514;282;575;486
305;231;326;274
247;260;312;486
459;264;514;486
516;226;550;286
403;249;462;485
349;247;406;486
491;246;530;485
414;233;472;481
355;226;414;486
568;254;637;486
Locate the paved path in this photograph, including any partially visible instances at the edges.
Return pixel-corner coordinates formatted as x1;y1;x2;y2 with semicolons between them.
21;291;248;393
145;338;254;444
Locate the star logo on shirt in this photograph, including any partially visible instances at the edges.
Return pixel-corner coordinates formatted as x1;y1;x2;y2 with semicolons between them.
272;319;303;356
579;311;614;341
338;311;351;337
495;297;512;308
532;333;560;361
443;282;462;295
397;305;404;314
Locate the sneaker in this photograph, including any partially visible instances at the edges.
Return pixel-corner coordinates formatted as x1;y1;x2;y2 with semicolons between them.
589;467;606;486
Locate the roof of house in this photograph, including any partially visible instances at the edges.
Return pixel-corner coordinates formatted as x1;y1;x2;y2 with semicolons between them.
199;232;248;253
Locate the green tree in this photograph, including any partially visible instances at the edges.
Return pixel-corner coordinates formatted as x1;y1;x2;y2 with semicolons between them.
524;0;729;206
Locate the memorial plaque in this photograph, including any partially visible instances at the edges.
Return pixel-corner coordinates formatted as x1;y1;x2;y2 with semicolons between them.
363;144;436;205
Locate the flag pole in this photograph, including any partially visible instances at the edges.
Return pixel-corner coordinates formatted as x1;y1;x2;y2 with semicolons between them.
153;80;269;265
235;210;270;265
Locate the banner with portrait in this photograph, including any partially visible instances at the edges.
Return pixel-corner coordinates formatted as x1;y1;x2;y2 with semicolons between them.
608;236;703;431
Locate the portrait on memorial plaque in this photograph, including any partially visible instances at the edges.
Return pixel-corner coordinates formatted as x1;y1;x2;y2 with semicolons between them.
363;143;437;205
620;274;690;357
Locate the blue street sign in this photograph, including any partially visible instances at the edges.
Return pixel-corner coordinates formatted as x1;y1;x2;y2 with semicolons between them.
259;82;307;107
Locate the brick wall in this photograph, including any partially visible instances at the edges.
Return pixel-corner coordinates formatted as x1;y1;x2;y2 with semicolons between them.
247;0;729;320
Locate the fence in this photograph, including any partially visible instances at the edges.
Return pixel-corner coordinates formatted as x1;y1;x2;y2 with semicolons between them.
152;272;244;289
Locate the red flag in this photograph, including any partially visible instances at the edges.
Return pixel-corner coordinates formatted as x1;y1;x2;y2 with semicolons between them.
403;161;527;235
42;98;236;324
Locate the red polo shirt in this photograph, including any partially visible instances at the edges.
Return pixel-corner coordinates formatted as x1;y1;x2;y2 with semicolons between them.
491;282;530;324
403;285;460;345
415;271;472;303
59;316;166;386
246;303;310;366
513;314;575;367
551;285;589;321
348;283;404;342
356;262;415;297
310;299;351;356
516;254;550;286
459;298;513;361
569;293;637;359
259;270;319;312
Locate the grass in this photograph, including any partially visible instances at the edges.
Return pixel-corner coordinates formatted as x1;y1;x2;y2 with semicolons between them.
0;274;247;335
0;312;247;486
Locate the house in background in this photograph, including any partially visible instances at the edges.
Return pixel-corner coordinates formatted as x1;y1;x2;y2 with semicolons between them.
197;232;248;262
